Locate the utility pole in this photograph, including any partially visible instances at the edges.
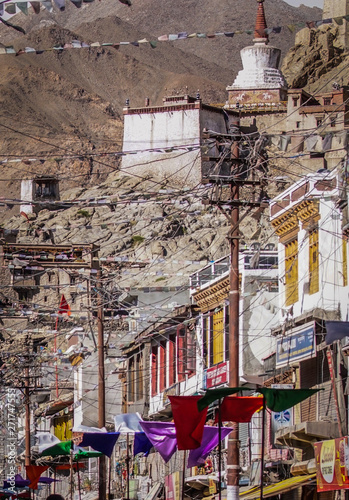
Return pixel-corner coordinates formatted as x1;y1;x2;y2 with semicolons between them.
227;123;241;500
202;119;268;500
97;267;106;500
25;364;31;469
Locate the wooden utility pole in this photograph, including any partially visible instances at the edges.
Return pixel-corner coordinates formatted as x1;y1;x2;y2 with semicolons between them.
25;363;31;468
227;122;241;500
202;120;268;500
97;267;107;500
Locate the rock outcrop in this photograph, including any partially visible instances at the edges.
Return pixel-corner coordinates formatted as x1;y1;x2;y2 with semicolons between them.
282;24;346;89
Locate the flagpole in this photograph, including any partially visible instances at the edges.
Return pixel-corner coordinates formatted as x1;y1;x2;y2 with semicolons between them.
70;448;74;500
97;266;107;500
77;459;82;500
181;449;187;500
260;397;266;500
108;457;112;500
218;398;222;500
126;433;130;500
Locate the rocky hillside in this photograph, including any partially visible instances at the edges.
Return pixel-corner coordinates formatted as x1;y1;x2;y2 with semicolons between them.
282;24;347;90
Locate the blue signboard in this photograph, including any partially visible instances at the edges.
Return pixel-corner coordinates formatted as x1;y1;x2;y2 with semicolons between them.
276;323;315;368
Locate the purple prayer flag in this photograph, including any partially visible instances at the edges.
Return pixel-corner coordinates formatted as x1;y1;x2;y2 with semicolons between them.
140;422;177;463
188;427;233;468
79;432;120;458
134;432;153;456
140;421;233;467
38;477;59;484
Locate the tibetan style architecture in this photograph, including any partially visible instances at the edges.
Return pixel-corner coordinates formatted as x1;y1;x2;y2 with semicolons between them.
226;0;287;114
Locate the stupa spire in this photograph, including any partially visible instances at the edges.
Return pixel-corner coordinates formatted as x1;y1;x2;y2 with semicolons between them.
254;0;269;44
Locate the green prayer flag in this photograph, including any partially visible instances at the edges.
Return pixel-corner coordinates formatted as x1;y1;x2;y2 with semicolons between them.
334;16;343;25
197;387;247;412
74;450;102;460
258;388;321;412
41;440;72;457
198;387;321;413
149;41;157;48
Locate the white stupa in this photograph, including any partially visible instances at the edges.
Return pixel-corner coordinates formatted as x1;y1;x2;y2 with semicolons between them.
226;0;287;109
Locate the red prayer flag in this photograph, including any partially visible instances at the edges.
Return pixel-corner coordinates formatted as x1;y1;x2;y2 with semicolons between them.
58;294;71;316
169;395;208;450
26;465;49;490
215;396;263;423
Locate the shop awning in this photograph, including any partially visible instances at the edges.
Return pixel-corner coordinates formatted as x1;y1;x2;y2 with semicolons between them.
239;474;316;499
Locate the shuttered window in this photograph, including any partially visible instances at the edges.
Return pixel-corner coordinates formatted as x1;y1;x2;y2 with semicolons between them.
343;238;348;287
177;326;186;382
285;238;298;306
128;356;135;402
309;229;319;295
151;346;158;396
136;353;143;400
169;335;176;386
203;316;209;368
213;309;224;365
159;341;166;393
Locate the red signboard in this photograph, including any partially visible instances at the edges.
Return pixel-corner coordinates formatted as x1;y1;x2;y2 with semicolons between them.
205;362;228;389
314;437;349;492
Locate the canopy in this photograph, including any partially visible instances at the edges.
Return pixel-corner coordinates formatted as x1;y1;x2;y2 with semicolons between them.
239;474;316;499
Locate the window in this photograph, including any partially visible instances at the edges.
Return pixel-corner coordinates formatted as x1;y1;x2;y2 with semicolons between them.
292;97;298;107
136;353;143;400
213;308;224;365
159;341;166;392
177;326;186;382
331;117;336;128
128;357;135;402
343;239;348;287
186;325;196;375
151;346;158;396
203;316;210;368
296;121;301;129
225;305;229;361
323;97;331;105
168;335;176;386
316;118;322;127
309;229;319;295
285;238;299;306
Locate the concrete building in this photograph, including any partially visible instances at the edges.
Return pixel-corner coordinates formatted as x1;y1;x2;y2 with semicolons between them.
268;167;349;468
121;94;239;188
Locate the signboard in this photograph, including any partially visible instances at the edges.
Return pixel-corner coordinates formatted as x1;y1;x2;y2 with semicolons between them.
276;322;315;368
165;472;181;500
204;362;228;389
314;437;349;492
209;479;216;495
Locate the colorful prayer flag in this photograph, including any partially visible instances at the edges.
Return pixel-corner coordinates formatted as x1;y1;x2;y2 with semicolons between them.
169;395;208;450
215;396;263;423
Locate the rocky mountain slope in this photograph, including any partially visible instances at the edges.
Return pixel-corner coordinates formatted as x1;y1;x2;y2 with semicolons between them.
0;0;327;292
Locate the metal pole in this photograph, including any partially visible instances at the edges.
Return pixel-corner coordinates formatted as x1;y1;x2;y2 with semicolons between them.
227;122;241;500
108;456;112;500
126;433;130;500
70;449;74;500
76;460;82;500
97;267;107;500
218;399;222;500
260;397;266;500
181;450;187;500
